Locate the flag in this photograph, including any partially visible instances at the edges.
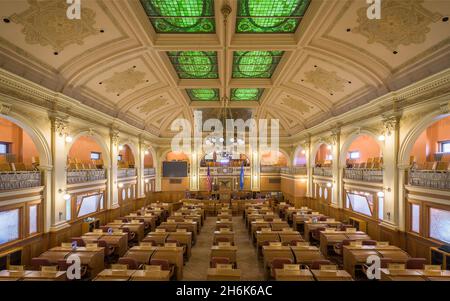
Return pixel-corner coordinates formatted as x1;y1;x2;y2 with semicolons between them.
207;165;212;192
239;161;244;190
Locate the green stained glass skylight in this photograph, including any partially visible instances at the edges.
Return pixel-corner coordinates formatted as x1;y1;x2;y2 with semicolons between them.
231;88;264;101
236;0;310;33
233;51;284;78
187;89;219;101
167;51;218;79
140;0;215;33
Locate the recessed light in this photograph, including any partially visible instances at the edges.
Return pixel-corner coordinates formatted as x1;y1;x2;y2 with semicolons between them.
393;51;398;54
54;52;59;55
100;29;105;33
443;17;449;22
346;28;351;32
3;18;10;23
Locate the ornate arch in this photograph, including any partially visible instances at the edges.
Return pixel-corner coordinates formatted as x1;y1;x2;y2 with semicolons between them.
65;129;111;167
339;129;382;168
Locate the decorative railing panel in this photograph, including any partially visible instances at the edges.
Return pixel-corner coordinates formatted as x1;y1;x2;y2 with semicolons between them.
280;167;307;175
408;170;450;190
144;168;155;176
118;168;137;178
260;166;281;173
344;168;383;183
313;167;332;177
67;169;106;184
0;171;41;190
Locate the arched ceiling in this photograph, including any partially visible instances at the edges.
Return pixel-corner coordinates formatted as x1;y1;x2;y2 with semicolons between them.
0;0;449;138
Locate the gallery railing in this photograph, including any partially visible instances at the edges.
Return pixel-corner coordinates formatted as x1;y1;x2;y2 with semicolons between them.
118;168;137;178
67;169;106;184
313;167;333;177
344;168;383;183
0;171;41;190
408;170;450;190
144;168;155;176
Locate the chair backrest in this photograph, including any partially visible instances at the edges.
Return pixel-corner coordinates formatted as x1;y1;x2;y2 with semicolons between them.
71;237;86;247
362;240;377;246
31;258;52;269
150;259;170;270
0;163;11;171
318;217;328;221
406;258;427;269
271;258;293;269
290;239;304;246
342;239;354;246
436;161;448;171
210;257;230;268
310;259;331;270
118;257;140;269
380;258;392;269
141;238;157;246
216;237;230;243
166;239;180;246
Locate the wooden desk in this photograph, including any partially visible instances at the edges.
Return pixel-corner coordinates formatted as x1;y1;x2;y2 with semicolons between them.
292;214;323;232
71;250;105;277
124;215;157;232
262;246;294;269
419;270;450;281
22;271;66;281
210;246;238;265
304;221;341;242
93;269;135;281
279;231;302;244
216;220;233;231
275;269;314;281
380;269;426;281
207;268;241;281
106;222;145;242
290;246;324;265
146;232;169;245
0;270;31;281
168;232;193;258
256;231;280;249
319;231;370;256
270;221;290;231
38;250;71;264
311;269;353;281
125;246;156;265
130;269;171;281
82;232;128;256
213;231;235;245
152;246;184;280
343;245;409;278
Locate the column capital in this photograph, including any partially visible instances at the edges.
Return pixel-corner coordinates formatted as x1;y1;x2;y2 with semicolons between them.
110;129;120;146
0;101;12;115
440;101;450;115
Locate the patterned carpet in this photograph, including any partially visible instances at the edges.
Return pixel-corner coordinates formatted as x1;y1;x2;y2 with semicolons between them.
182;215;265;280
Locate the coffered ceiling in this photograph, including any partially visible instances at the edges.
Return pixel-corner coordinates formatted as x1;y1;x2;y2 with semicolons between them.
0;0;449;138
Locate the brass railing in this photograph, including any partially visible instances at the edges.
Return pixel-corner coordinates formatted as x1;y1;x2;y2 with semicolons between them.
313;167;333;177
118;168;137;178
408;170;450;190
144;168;155;176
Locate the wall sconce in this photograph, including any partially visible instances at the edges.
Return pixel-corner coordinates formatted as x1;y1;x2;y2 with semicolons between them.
118;145;124;151
144;179;149;184
58;189;71;201
144;150;149;155
378;135;386;142
118;183;124;188
377;191;385;198
65;135;73;143
301;150;306;155
326;182;332;188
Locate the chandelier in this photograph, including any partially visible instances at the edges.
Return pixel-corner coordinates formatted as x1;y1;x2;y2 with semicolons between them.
204;4;244;161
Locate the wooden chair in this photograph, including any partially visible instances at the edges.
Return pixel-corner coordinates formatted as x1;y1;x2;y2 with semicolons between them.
435;161;448;171
0;163;11;171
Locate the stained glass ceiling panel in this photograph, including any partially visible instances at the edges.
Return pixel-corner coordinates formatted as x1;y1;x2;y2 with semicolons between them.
140;0;215;33
167;51;218;79
187;88;219;101
231;88;264;101
236;0;310;33
233;51;284;78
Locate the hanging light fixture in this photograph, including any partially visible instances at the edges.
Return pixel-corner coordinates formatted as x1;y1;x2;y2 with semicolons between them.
205;3;234;162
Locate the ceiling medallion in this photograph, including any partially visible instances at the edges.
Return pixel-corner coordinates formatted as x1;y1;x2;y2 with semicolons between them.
353;0;441;51
10;0;98;52
304;67;347;95
280;96;314;115
103;67;146;95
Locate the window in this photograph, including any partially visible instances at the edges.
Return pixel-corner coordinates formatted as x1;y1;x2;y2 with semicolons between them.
29;205;37;234
66;199;71;221
378;196;384;220
438;141;450;153
77;194;101;217
429;208;450;243
411;204;420;233
117;155;122;161
0;209;20;244
324;188;328;200
0;142;11;154
90;152;101;160
349;151;360;159
346;193;373;216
